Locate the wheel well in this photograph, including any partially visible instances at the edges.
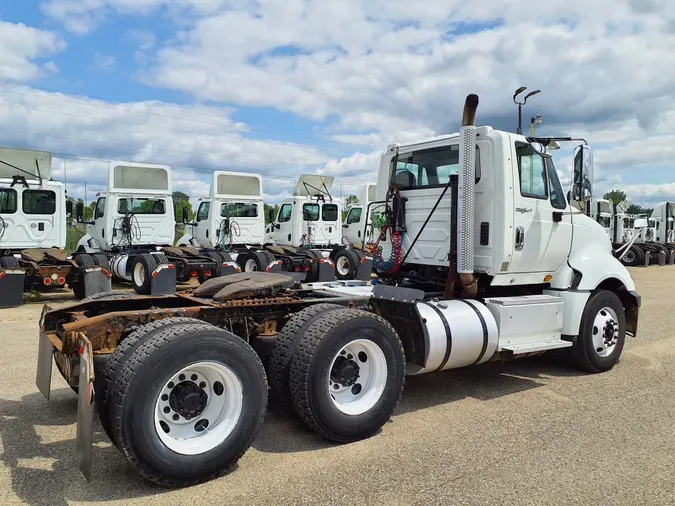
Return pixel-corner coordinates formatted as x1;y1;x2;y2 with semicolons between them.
596;277;640;337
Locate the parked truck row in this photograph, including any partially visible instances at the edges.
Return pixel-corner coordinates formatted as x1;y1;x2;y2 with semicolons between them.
0;148;377;307
589;198;675;266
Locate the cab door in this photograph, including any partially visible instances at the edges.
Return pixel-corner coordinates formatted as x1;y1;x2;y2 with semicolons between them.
194;201;211;247
343;206;363;245
508;142;572;274
273;203;293;245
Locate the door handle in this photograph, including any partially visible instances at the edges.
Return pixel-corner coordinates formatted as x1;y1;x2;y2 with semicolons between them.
515;226;525;250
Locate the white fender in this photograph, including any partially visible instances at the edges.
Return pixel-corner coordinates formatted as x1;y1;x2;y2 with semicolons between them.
75;234;98;254
175;231;202;248
568;240;635;292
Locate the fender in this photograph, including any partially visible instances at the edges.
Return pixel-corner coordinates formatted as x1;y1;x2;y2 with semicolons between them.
75;234;98;254
567;241;635;292
175;231;201;248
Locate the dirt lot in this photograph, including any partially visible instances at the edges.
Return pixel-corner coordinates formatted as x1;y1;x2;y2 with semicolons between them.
1;267;674;505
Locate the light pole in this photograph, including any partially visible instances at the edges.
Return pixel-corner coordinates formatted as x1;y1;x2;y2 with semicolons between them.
513;87;541;135
530;114;542;136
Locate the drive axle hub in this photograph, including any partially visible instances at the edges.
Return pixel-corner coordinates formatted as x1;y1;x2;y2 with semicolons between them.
330;356;360;387
169;381;208;420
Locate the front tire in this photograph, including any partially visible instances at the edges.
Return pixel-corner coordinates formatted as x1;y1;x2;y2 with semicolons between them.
572;290;626;373
333;249;359;280
288;309;405;443
108;321;267;486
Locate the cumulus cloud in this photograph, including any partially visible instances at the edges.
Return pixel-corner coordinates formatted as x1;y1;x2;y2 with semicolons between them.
27;0;675;205
0;20;65;81
0;84;374;203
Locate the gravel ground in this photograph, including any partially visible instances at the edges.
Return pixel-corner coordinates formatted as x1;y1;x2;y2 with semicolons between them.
0;267;674;505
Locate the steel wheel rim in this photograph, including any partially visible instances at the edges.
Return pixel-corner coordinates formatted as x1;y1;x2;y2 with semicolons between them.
624;249;635;264
133;262;146;286
245;258;258;271
328;339;387;416
591;306;620;358
154;361;243;455
336;256;351;276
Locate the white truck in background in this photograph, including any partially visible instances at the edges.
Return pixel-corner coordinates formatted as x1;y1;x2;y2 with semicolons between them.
75;161;220;294
0;147;103;304
178;171;371;281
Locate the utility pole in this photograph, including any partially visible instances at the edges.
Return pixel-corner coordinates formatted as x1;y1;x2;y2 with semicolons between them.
513;87;541;135
85;181;87;207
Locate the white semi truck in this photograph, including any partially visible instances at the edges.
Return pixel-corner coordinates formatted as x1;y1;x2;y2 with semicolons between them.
0;147;107;304
74;161;220;294
38;93;640;487
178;171;370;281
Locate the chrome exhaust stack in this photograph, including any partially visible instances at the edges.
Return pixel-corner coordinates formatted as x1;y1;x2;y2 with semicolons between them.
457;94;479;297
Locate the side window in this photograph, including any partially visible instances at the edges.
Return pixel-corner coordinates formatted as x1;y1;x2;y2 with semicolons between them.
23;190;56;215
197;202;210;222
0;189;17;214
95;197;106;219
346;208;362;224
516;144;548;199
303;203;319;221
322;204;338;221
278;204;292;223
545;158;567;210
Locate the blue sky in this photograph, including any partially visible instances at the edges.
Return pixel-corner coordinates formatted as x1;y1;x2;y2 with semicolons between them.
0;0;674;206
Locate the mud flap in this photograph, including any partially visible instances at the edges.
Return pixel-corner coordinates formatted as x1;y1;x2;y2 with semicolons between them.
76;335;94;483
36;305;53;400
669;251;675;265
150;263;176;296
221;261;242;276
318;258;335;282
0;268;25;308
83;267;112;298
265;260;283;274
356;256;374;281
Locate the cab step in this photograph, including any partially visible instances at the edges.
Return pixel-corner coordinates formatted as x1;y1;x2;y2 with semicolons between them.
500;339;573;354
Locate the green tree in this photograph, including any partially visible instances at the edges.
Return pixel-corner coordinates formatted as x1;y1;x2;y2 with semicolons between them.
172;191;194;223
345;194;358;205
264;203;280;225
603;189;627;206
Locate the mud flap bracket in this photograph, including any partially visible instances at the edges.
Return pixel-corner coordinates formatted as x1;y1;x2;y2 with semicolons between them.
76;335;95;483
150;263;176;296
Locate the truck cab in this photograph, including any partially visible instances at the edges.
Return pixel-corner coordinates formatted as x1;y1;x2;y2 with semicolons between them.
375;125;633;294
267;175;342;247
0;148;65;251
590;199;613;237
651;203;675;243
78;162;175;252
178;171;264;249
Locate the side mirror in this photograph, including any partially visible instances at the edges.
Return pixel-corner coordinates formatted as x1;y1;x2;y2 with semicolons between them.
75;202;84;223
268;208;274;224
571;144;593;213
65;200;73;217
182;206;189;224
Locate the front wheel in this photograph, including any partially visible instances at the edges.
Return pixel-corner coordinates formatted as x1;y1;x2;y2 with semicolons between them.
108;321;267;486
573;290;626;373
288;309;405;443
